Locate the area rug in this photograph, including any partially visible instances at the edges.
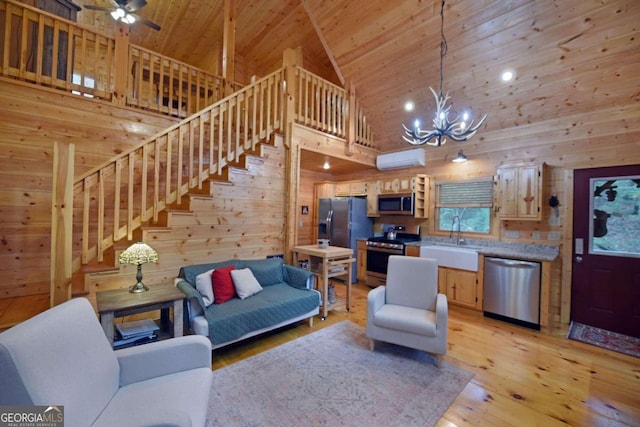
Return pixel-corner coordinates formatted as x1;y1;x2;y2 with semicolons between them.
567;321;640;358
207;321;473;427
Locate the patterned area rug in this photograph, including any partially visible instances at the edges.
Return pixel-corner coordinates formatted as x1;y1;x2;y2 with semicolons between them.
207;321;473;427
567;321;640;358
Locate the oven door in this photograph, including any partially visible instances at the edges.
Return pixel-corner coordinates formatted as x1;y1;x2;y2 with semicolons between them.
366;246;402;286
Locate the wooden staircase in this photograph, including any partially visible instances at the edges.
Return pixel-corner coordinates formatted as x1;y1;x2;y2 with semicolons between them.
65;69;286;296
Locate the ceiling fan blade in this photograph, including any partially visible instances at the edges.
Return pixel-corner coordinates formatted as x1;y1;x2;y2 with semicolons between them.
125;0;147;12
83;5;114;12
135;15;161;31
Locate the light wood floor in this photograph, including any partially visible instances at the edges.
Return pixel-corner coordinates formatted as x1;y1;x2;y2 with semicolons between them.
211;282;640;426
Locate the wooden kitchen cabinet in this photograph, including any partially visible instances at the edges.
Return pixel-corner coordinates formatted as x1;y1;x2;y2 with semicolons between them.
413;174;429;219
315;182;335;199
496;163;544;220
367;180;378;216
334;181;367;196
405;245;420;257
438;267;479;310
357;240;367;282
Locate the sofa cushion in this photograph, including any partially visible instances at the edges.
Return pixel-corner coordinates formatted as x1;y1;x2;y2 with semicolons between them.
231;268;263;300
204;284;319;345
212;265;236;304
195;269;215;306
244;257;284;286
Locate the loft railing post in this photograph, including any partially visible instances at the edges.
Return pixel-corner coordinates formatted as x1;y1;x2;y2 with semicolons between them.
346;81;356;156
50;140;74;306
113;23;129;105
222;0;236;96
283;48;301;263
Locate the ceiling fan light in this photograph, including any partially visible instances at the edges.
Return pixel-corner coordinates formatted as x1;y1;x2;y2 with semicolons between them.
123;13;136;24
110;8;126;20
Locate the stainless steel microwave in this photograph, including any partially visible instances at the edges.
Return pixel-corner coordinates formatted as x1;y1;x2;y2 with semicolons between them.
377;193;414;215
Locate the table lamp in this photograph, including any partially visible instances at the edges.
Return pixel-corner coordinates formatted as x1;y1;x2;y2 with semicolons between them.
118;242;159;293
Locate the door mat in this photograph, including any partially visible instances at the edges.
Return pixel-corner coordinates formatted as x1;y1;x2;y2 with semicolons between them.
567;321;640;358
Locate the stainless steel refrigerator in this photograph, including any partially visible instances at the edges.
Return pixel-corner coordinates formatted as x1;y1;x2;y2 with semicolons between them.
317;197;373;283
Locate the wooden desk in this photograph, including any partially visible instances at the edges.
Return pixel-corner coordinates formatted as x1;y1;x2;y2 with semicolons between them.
96;284;185;346
292;245;354;320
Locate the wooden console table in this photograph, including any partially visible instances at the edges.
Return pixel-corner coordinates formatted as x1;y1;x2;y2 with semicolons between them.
292;245;354;320
96;284;185;346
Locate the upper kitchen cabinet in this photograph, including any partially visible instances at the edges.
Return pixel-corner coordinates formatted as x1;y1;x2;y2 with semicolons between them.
496;163;544;221
335;181;368;196
315;183;335;199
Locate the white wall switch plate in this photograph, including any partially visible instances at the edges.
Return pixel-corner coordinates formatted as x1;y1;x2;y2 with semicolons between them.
548;231;562;241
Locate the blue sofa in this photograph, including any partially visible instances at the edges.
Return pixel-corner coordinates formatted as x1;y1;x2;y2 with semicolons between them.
176;257;320;349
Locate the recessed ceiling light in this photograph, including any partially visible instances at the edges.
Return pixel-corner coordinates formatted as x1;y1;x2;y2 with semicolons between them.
404;101;415;112
322;161;330;170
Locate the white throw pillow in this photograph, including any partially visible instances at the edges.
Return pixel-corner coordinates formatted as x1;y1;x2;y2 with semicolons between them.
231;268;263;300
195;269;215;306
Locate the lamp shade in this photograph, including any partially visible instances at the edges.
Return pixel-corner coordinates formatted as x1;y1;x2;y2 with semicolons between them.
118;242;158;266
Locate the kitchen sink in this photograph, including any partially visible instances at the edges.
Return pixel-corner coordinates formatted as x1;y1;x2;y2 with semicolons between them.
419;245;479;272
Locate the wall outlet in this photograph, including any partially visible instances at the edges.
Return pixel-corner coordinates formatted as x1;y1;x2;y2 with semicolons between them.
504;230;520;239
531;231;541;240
548;231;562;241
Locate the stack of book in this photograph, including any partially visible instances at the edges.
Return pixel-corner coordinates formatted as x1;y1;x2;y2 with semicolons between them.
114;319;159;348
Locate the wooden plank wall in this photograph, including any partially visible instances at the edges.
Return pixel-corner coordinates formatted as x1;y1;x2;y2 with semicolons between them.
81;144;287;308
0;80;177;300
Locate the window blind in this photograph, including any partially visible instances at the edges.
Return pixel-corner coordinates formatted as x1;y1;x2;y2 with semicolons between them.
436;178;494;207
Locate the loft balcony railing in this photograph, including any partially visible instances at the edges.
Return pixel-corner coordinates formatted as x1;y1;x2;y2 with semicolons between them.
0;0;373;145
0;0;233;118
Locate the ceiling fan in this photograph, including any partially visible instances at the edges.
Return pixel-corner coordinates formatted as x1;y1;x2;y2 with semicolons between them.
83;0;161;31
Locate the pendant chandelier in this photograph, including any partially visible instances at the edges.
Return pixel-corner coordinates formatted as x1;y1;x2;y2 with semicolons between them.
402;0;487;147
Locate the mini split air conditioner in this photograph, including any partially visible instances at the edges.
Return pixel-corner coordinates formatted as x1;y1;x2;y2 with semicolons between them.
376;148;426;170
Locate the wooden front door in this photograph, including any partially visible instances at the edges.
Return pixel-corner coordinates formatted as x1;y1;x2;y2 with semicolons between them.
571;165;640;337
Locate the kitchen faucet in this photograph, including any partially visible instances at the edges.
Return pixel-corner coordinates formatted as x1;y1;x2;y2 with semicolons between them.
449;215;463;246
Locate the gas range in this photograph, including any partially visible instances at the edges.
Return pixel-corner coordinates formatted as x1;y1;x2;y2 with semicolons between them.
366;235;421;251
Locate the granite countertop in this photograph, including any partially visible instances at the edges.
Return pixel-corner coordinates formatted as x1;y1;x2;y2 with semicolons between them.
406;237;559;262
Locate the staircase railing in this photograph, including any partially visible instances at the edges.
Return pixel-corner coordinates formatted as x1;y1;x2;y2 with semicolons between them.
71;68;284;270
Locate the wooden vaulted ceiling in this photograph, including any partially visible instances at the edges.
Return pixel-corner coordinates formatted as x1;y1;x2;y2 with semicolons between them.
74;0;640;157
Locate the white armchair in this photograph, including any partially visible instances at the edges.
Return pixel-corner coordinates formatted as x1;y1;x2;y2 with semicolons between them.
366;255;448;367
0;297;212;427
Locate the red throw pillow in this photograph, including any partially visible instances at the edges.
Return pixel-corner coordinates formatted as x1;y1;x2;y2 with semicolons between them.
212;265;236;304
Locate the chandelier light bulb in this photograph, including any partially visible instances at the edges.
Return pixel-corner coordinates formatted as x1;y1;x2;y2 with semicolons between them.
404;101;415;112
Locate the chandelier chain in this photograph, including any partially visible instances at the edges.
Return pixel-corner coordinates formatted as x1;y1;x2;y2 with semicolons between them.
439;0;447;98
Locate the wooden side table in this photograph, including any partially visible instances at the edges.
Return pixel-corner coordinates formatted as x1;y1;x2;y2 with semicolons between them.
96;284;185;346
292;245;354;320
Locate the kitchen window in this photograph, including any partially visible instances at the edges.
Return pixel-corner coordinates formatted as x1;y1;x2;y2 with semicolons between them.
436;178;494;234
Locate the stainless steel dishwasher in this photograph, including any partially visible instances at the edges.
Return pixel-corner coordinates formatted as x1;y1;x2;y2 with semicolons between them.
483;257;541;330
